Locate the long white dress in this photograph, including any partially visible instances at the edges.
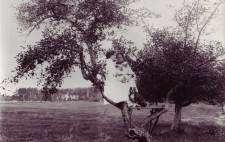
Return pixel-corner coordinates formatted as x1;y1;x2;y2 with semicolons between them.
103;60;136;104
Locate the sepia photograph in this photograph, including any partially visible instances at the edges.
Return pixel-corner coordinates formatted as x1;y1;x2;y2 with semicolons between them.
0;0;225;141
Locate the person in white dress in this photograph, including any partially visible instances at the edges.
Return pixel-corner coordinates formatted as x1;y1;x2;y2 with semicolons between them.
103;51;138;106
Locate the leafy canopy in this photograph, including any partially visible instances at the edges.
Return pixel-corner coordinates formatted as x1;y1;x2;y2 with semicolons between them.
134;28;225;105
12;0;144;91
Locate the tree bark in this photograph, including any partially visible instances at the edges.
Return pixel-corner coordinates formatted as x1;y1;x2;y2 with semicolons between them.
118;102;152;142
98;82;181;141
171;103;182;130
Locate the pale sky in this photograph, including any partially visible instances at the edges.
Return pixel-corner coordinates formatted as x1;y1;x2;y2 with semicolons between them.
0;0;224;95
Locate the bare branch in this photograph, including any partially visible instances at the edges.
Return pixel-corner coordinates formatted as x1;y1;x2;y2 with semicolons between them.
25;16;52;38
195;0;201;32
18;62;32;76
181;0;200;47
194;0;224;52
174;2;193;44
195;53;225;69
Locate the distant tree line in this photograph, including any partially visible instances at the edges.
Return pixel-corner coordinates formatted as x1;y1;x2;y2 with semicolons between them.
1;87;102;102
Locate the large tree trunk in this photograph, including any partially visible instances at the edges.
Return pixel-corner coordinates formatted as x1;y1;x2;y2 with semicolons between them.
118;102;152;142
171;103;182;130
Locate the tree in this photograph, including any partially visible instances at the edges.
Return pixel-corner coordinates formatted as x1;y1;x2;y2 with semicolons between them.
9;0;158;141
136;0;225;131
172;0;225;130
137;29;225;130
41;86;57;101
25;88;39;101
18;88;27;101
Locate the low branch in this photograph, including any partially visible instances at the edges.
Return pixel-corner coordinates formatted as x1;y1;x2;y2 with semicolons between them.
99;90;118;107
140;83;182;127
150;116;160;134
140;107;167;127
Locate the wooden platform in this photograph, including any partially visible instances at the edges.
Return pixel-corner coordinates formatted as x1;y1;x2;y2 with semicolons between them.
131;103;166;110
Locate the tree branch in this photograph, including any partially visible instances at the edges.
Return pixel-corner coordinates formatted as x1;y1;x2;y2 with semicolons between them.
78;47;117;107
194;0;224;52
195;1;200;32
17;62;32;77
150;115;160;134
79;49;91;80
60;16;85;33
101;92;118;107
140;83;182;127
195;53;225;69
184;0;200;47
86;42;97;71
25;16;52;38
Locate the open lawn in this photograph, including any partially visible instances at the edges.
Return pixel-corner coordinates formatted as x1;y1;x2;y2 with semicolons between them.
0;101;225;142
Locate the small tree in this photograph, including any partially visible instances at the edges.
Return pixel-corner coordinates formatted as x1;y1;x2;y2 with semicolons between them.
137;28;225;130
41;86;57;101
172;0;225;129
17;88;29;101
133;0;225;131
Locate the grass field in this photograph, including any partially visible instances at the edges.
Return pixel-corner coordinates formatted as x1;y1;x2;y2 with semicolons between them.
0;101;225;142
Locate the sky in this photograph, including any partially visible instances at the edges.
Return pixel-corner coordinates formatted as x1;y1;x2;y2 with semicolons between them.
0;0;225;95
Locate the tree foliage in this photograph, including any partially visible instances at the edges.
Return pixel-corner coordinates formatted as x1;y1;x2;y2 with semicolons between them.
12;0;145;91
6;2;160;140
132;0;225;131
135;28;225;105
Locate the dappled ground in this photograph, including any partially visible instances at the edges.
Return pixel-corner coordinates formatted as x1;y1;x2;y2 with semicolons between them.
0;102;225;142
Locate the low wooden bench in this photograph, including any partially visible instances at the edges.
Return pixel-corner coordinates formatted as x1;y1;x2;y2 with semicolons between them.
132;103;166;110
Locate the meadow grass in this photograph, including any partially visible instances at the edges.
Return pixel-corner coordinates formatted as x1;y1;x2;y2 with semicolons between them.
0;101;224;142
